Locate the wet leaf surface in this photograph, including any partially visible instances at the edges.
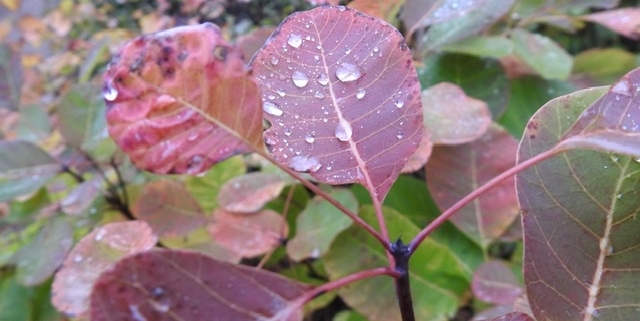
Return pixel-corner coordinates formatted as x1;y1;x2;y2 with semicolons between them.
401;0;488;37
511;29;573;80
52;221;157;317
208;209;286;258
286;188;358;261
217;172;286;213
133;179;206;238
103;23;263;175
486;312;535;321
560;68;640;158
347;0;404;23
426;125;519;247
472;260;522;305
90;249;310;321
422;82;491;144
185;155;247;213
518;86;640;320
0;140;60;202
252;6;423;202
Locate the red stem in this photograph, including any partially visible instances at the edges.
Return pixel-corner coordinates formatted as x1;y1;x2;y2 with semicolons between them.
408;146;562;253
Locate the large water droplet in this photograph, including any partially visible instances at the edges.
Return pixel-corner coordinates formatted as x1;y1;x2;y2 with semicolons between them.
289;155;322;172
287;34;302;48
103;81;118;101
335;63;364;82
337;5;346;11
292;71;309;88
263;101;283;116
314;91;325;99
335;119;353;141
356;88;366;99
276;89;286;97
395;100;405;108
284;128;292;136
270;56;279;65
317;73;329;85
305;133;315;143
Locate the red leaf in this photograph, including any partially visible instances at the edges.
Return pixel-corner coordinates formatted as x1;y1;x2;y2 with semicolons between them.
52;221;157;317
251;6;423;202
103;23;263;175
208;209;286;258
426;125;519;247
217;172;286;213
472;260;522;305
90;250;310;321
133;179;206;238
560;67;640;158
582;8;640;40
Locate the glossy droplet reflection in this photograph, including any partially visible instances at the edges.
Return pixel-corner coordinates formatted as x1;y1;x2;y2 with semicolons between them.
287;34;302;48
263;101;283;116
317;73;329;85
335;119;353;141
289;155;322;172
270;56;279;65
356;89;366;99
292;71;309;88
395;100;405;108
335;63;364;82
103;81;118;101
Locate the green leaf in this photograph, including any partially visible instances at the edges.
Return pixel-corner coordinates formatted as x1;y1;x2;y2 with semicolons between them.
324;205;469;321
334;310;368;321
511;28;573;80
286;188;358;261
0;43;21;111
441;36;513;59
0;271;32;321
518;86;640;320
0;140;60;202
184;155;246;213
12;216;74;286
573;48;637;85
57;83;108;149
419;53;509;118
498;76;575;137
16;105;51;142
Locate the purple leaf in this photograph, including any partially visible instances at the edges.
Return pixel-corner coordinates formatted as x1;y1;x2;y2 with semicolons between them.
426;125;519;247
90;250;310;321
582;8;640;40
518;85;640;320
560;67;640;158
251;6;423;202
217;172;286;213
484;312;535;321
472;260;522;305
103;23;263;175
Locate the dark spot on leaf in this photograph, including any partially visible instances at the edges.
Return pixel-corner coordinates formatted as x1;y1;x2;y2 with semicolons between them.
527;121;538;130
213;45;227;61
529;134;536;139
177;51;188;61
164;67;175;78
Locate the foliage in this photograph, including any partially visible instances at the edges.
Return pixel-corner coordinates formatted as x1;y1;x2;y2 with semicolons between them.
1;0;640;321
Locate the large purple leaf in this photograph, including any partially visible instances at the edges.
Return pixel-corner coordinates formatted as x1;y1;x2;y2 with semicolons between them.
90;249;310;321
426;125;519;247
517;86;640;320
103;23;263;175
560;67;640;158
251;6;423;202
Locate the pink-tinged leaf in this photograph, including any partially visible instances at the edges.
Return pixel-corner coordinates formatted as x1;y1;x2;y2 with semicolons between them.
237;26;276;64
208;209;286;258
401;130;433;173
559;68;640;158
161;227;242;264
484;312;535;321
401;0;488;37
426;124;519;247
60;176;101;215
52;221;157;318
90;250;310;321
103;23;263;175
0;43;21;111
422;82;491;144
472;260;523;305
251;6;423;202
132;179;206;238
582;8;640;40
518;86;640;320
217;172;286;213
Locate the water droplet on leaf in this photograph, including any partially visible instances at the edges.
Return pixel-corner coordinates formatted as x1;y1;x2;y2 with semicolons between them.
263;101;283;116
314;91;325;99
335;119;353;141
287;34;303;48
289;155;322;172
317;73;329;85
305;133;315;143
356;88;366;99
395;100;405;108
292;71;309;88
103;81;118;101
270;56;279;65
335;63;364;82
